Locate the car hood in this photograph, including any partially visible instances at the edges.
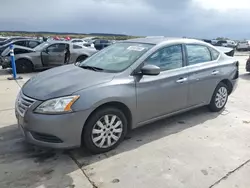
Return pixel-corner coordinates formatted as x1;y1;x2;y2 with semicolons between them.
22;65;116;101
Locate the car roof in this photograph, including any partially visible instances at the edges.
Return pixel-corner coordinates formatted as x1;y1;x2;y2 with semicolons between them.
12;38;41;42
45;41;71;45
124;37;206;45
1;38;41;46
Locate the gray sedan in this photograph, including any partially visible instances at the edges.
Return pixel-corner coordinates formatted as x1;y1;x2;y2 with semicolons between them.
1;41;97;73
16;37;238;153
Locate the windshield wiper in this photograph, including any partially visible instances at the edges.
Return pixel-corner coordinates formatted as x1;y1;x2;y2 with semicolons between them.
80;65;104;72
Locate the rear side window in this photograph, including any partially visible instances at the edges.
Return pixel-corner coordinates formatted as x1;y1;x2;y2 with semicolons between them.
28;41;40;48
186;44;211;65
209;47;220;60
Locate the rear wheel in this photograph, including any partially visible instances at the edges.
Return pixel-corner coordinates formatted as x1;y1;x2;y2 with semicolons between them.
208;82;229;112
16;59;33;73
76;55;88;63
82;107;128;154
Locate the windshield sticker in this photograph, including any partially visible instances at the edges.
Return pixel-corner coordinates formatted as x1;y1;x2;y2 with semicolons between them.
127;46;145;51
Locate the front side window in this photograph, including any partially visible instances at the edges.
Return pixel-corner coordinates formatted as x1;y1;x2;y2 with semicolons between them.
79;42;154;72
145;45;183;71
186;44;211;65
46;43;66;52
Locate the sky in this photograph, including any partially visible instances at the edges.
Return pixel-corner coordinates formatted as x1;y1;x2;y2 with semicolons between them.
0;0;250;39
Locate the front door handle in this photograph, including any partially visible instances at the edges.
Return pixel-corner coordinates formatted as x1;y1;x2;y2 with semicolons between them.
176;77;188;83
211;70;219;75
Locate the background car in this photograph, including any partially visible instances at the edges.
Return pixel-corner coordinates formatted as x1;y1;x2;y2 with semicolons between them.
201;39;235;56
0;39;42;55
213;40;237;48
1;41;97;73
83;39;113;50
0;36;32;46
246;55;250;72
0;36;8;41
236;40;250;51
70;38;87;46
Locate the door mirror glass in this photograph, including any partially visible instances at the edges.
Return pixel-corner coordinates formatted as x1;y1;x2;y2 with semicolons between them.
141;64;160;76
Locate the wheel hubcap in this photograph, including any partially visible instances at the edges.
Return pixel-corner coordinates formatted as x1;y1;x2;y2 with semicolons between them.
91;115;123;148
215;86;228;108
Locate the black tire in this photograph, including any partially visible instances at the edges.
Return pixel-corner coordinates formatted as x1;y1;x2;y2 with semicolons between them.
76;55;88;63
16;59;33;73
208;82;229;112
82;107;128;154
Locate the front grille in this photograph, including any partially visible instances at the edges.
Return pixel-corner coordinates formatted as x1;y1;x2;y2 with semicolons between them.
31;132;63;143
16;91;36;117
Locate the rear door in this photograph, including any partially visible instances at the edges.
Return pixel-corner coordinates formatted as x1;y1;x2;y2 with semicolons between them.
185;44;222;107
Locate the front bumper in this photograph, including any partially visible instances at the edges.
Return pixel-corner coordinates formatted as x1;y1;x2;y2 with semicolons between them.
15;94;92;149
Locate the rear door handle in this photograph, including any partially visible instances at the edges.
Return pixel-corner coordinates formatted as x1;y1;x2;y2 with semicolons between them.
176;77;188;83
211;70;219;75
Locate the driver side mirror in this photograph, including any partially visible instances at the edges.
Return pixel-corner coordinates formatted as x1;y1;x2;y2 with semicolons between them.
140;64;160;76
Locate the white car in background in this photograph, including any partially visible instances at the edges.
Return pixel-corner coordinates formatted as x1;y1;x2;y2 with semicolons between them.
215;40;237;48
236;40;250;51
70;39;87;46
225;40;237;48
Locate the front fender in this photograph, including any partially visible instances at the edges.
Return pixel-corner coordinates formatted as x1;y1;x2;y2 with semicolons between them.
72;78;136;119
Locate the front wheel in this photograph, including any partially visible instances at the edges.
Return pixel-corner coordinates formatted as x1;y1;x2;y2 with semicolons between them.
82;107;128;154
208;83;229;112
16;59;33;73
76;55;88;63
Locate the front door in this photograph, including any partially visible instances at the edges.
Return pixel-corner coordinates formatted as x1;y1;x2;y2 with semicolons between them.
136;44;189;123
185;44;222;106
41;43;66;67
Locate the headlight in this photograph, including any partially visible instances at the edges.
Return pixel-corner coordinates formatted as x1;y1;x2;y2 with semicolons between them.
34;95;80;114
15;90;21;107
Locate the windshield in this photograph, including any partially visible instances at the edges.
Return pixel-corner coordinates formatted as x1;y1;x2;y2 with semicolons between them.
0;39;12;45
79;42;154;72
